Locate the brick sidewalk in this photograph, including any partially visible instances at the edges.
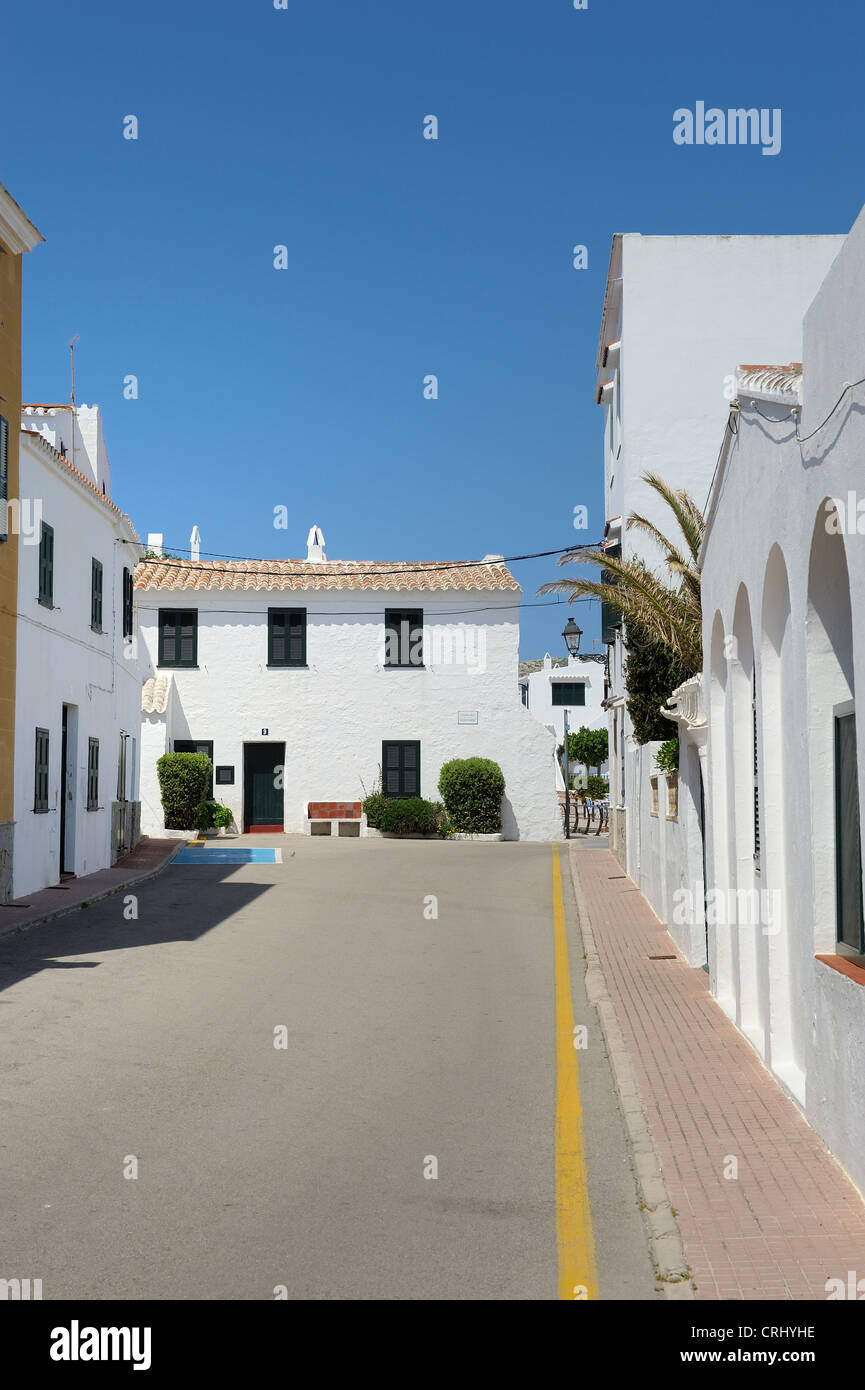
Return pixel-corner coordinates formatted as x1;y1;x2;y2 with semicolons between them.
570;844;865;1300
0;837;183;938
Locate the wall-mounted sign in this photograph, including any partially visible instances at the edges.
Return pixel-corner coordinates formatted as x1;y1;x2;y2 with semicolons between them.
215;765;235;785
458;711;478;724
261;728;269;736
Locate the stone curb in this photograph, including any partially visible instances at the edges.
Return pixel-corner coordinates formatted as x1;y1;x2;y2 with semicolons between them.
0;841;188;941
568;847;696;1300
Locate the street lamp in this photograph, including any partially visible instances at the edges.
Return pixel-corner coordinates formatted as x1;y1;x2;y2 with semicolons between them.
562;615;582;655
561;618;582;839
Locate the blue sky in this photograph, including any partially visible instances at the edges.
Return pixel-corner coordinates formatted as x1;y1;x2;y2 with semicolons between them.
4;0;863;657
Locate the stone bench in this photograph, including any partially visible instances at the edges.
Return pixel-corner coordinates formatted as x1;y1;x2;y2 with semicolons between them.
305;802;363;837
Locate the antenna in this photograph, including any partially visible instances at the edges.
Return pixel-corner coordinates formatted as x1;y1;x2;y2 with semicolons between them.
69;334;79;406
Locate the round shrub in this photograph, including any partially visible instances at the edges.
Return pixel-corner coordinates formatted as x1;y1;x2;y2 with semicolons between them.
378;797;442;835
198;799;233;831
156;752;213;831
437;757;505;834
362;790;388;829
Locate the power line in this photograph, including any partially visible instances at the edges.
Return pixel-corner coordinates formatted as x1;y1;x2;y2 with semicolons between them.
124;540;605;581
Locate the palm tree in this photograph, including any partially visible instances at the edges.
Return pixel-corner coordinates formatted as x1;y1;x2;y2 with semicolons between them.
539;472;704;672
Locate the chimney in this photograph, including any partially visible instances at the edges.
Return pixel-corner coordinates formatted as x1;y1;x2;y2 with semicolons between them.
147;532;164;557
190;525;201;562
306;525;326;563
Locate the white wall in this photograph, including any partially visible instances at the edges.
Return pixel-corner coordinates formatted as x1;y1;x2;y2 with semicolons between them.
596;231;845;894
137;588;563;841
13;431;142;897
700;203;865;1193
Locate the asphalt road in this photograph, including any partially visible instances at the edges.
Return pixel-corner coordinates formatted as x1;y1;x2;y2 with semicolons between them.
0;838;657;1300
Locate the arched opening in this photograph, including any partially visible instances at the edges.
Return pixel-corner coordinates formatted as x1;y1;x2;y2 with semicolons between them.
709;611;734;1012
760;545;801;1094
806;504;861;959
730;585;765;1054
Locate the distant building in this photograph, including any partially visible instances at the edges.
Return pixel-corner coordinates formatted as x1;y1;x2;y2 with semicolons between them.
136;529;563;840
0;182;42;901
518;654;607;788
13;406;143;897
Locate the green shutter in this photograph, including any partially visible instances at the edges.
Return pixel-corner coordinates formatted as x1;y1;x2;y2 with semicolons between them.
34;728;49;812
38;523;54;607
551;683;586;707
123;568;133;638
91;559;103;631
269;609;306;666
0;415;8;543
159;609;197;666
87;738;99;810
385;609;423;667
382;741;421;797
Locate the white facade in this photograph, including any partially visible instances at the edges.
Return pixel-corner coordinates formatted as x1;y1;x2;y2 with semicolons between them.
518;654;607;789
137;535;563;842
699;203;865;1193
13;409;144;898
594;231;845;955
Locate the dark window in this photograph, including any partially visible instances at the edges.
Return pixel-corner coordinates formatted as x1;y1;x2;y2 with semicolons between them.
87;738;99;811
382;740;420;798
122;567;134;639
38;522;54;607
835;711;864;956
34;728;49;812
551;683;587;707
0;415;8;543
601;544;622;645
385;609;423;667
174;739;214;799
159;609;197;667
520;683;529;708
215;765;235;785
91;558;103;631
268;608;306;666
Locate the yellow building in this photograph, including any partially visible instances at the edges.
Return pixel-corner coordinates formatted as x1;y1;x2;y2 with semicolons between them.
0;183;43;900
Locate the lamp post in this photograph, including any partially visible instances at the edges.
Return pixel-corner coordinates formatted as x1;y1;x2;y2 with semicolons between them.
562;616;582;838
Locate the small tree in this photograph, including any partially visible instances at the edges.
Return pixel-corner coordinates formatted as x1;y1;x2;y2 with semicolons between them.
570;726;608;777
438;757;505;834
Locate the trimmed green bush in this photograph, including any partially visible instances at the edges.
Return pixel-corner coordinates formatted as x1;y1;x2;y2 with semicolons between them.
362;790;388;829
198;799;233;831
377;797;442;835
438;757;505;834
157;752;212;830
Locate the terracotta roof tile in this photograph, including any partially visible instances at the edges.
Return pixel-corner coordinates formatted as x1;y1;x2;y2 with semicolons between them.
134;557;520;594
21;429;139;537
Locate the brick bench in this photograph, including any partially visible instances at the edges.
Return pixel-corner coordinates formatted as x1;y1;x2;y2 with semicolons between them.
306;801;362;837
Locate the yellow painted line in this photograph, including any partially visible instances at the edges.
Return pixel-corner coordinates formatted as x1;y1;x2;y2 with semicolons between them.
552;844;599;1301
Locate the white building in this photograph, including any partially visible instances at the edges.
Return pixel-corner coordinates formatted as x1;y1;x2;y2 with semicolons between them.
698;202;865;1193
136;528;562;841
594;231;845;957
13;405;144;897
518;653;607;788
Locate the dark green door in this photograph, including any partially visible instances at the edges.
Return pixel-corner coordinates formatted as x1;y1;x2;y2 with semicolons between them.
244;743;285;830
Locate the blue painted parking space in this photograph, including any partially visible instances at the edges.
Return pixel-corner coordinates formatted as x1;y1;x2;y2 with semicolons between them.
173;847;283;865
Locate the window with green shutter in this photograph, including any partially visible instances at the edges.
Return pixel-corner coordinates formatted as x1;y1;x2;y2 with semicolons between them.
38;522;54;607
600;544;622;645
122;567;134;639
551;682;586;707
0;415;8;543
268;608;306;666
158;609;198;667
34;728;49;812
384;609;423;667
87;738;99;811
382;740;421;798
91;558;103;632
